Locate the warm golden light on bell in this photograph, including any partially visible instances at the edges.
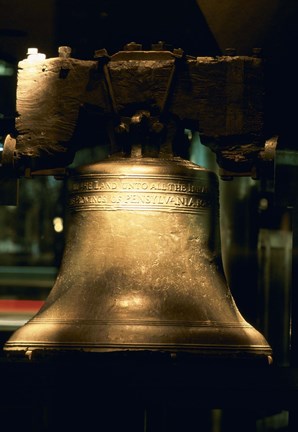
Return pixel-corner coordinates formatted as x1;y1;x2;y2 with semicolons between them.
4;156;272;361
116;294;147;311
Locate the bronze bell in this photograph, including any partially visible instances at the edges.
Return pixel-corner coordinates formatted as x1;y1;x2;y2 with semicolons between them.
4;154;272;361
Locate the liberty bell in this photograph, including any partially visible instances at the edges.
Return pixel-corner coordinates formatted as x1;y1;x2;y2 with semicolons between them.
3;45;272;362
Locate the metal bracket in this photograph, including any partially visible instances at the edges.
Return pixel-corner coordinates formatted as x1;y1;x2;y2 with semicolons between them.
94;46;186;157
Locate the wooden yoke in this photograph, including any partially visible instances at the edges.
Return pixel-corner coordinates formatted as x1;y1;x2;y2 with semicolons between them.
13;44;266;175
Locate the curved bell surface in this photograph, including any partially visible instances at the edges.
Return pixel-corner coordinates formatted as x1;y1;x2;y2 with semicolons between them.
4;157;272;361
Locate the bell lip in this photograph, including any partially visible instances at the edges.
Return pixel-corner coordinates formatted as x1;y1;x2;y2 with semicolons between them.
4;318;272;360
4;341;272;352
3;342;273;365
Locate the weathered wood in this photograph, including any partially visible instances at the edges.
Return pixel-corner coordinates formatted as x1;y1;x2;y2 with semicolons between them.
15;57;103;157
15;53;265;160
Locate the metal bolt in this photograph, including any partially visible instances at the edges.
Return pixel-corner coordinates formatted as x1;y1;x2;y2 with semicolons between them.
173;48;184;58
27;47;38;56
58;46;72;58
26;47;46;62
94;48;109;59
123;42;142;51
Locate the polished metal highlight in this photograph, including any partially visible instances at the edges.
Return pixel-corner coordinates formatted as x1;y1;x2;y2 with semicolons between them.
4;156;272;360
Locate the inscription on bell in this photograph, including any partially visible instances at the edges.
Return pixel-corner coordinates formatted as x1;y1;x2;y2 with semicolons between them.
69;177;212;213
72;179;209;194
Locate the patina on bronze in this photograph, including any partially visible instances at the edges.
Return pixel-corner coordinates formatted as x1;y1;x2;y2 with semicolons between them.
4;155;272;361
4;45;272;361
